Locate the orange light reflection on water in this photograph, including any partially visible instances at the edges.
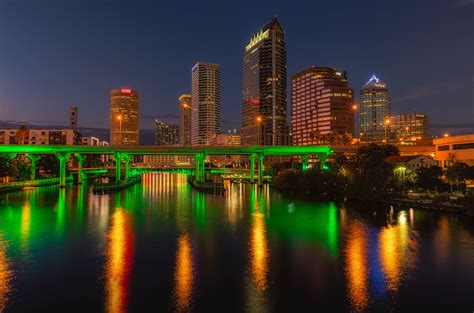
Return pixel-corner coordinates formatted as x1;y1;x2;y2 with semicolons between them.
174;234;193;312
250;211;269;291
0;233;12;312
105;209;133;313
345;221;369;312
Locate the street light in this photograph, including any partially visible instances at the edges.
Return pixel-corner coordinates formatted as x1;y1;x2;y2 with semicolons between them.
256;116;262;146
444;133;449;138
117;115;122;145
384;118;390;142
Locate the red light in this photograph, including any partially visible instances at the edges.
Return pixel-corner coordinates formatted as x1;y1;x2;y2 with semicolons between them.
251;99;260;105
121;88;131;94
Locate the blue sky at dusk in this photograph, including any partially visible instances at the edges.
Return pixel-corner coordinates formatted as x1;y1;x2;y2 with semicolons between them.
0;0;472;138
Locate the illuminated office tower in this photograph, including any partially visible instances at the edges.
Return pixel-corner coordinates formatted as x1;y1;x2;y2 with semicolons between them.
70;106;78;131
110;88;140;146
291;66;354;146
191;62;221;145
359;75;390;142
241;17;288;146
155;119;179;146
179;94;192;145
390;113;429;145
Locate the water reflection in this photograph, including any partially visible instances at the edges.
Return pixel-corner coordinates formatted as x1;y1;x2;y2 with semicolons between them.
105;209;133;313
379;210;418;292
174;234;194;312
249;187;269;291
345;221;369;311
0;232;12;311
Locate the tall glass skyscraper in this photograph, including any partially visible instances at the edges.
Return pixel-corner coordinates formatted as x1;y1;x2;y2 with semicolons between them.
191;62;221;146
241;17;288;146
179;94;192;146
359;75;390;142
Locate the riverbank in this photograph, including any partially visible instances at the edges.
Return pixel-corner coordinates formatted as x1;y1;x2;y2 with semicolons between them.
383;196;474;217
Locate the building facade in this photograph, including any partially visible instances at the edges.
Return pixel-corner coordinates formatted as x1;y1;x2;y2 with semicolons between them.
389;113;430;145
110;88;140;146
360;75;390;142
191;62;221;145
241;17;288;146
434;134;474;167
291;66;354;146
70;106;78;131
179;94;192;146
0;129;82;145
155;119;179;146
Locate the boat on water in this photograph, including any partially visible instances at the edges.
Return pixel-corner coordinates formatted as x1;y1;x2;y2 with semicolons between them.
92;175;141;193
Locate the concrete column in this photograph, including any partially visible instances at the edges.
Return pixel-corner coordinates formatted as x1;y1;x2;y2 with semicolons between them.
114;152;122;182
55;153;71;188
74;153;86;184
27;154;40;180
249;154;256;183
199;153;206;182
258;154;264;185
194;153;201;182
317;153;328;171
301;155;310;172
122;153;131;180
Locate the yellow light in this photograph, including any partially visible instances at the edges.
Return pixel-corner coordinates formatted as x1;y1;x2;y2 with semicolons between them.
256;116;262;123
117;115;122;121
385;119;390;124
352;104;358;110
444;133;449;138
174;234;193;312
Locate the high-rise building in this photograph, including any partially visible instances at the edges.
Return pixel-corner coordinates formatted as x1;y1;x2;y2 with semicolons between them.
155;119;179;146
0;128;82;145
70;106;78;131
241;17;288;146
291;66;354;146
191;62;221;145
390;113;430;145
360;75;390;142
110;88;139;146
179;94;192;145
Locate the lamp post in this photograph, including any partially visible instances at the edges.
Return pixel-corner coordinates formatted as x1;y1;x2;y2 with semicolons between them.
384;118;390;142
257;116;262;146
117;115;122;145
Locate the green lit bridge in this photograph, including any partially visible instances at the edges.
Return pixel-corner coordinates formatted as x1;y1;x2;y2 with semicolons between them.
0;145;333;187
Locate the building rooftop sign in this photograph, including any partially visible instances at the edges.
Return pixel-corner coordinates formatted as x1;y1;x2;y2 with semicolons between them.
121;88;132;94
365;75;386;88
245;29;269;52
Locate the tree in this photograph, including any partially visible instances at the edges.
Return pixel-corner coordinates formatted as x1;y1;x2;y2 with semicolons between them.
0;157;12;179
37;155;59;177
416;165;444;191
446;162;469;192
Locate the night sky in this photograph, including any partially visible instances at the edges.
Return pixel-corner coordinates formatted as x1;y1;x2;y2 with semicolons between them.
0;0;473;140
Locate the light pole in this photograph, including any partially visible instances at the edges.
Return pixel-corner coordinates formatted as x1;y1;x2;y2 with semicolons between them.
257;116;262;146
117;115;122;145
384;118;390;143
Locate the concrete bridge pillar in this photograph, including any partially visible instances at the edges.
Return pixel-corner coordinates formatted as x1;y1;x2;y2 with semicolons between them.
55;152;71;188
122;153;131;180
195;153;206;183
74;153;86;184
317;153;329;171
249;154;256;183
27;154;40;180
114;152;122;182
258;154;265;185
301;155;310;172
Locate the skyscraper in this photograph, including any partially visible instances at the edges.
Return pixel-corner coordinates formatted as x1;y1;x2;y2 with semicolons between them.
110;88;139;146
155;119;179;146
359;75;390;142
241;17;288;146
389;113;429;145
70;106;78;131
191;62;221;145
291;66;354;146
179;94;192;145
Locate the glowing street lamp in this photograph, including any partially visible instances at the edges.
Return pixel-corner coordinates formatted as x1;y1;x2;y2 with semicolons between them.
256;116;263;146
117;115;122;145
384;118;390;142
444;133;449;138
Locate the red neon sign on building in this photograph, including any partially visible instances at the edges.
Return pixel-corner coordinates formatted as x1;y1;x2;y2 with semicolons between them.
121;88;132;94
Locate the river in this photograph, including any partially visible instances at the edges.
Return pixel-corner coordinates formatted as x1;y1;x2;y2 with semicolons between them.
0;172;473;312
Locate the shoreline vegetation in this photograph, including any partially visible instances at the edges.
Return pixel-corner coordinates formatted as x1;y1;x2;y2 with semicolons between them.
272;144;474;217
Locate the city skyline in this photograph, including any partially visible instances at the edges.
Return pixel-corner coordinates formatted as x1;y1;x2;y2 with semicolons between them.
0;0;472;139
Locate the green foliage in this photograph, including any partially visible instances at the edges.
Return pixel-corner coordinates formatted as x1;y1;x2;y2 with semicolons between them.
415;165;444;191
37;155;59;177
0;157;12;177
10;158;31;181
273;168;347;199
84;155;104;168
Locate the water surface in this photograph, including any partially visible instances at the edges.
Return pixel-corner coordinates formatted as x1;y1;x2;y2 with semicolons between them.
0;172;473;312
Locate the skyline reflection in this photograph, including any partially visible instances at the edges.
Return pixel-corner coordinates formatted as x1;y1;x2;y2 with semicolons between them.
174;233;194;312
